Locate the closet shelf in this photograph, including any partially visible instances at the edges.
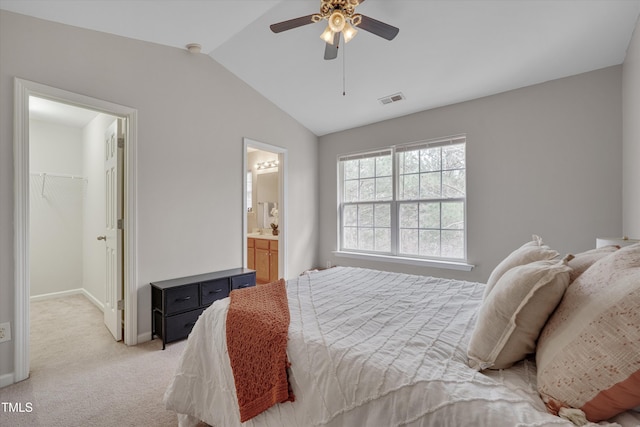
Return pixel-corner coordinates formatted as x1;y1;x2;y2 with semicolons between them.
30;172;86;197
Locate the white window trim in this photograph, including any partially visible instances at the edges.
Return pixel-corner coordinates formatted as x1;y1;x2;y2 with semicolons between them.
337;134;471;270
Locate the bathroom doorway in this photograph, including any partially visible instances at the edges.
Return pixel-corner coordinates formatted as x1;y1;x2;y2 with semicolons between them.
242;138;287;283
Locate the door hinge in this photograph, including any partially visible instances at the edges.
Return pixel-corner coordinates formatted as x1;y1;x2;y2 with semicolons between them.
118;219;124;230
117;300;124;310
117;137;125;149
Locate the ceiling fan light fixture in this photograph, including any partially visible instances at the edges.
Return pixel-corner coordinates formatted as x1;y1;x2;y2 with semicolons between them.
320;25;335;44
328;11;346;32
342;22;358;43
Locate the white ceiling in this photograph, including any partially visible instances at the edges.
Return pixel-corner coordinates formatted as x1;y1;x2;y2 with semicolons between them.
2;0;639;136
29;96;100;128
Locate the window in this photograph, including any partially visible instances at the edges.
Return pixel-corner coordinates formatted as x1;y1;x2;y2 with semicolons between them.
246;171;253;212
338;135;466;262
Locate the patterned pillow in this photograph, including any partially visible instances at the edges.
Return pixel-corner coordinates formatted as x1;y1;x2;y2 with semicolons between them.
536;243;640;422
483;235;559;299
567;245;619;283
468;256;572;371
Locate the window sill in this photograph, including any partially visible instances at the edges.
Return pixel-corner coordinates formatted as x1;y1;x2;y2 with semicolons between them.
332;251;474;272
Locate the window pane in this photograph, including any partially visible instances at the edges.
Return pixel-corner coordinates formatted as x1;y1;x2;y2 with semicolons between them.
343;205;357;226
358;228;374;250
399;203;418;228
359;178;375;201
441;230;464;258
374;204;390;227
376;156;392;177
375;228;391;252
344;180;359;202
419;202;440;229
420;147;441;172
375;177;392;200
358;204;374;227
419;172;441;199
419;230;440;256
442;170;465;198
443;145;465;170
400;151;419;174
400;174;419;200
344;160;359;180
400;229;419;254
360;157;375;178
442;202;464;229
344;227;358;249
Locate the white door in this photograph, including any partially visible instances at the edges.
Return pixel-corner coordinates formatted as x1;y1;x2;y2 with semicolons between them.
102;119;124;341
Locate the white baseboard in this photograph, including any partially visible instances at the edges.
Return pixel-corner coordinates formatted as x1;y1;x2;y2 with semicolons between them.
30;288;83;302
137;331;152;344
80;289;104;311
30;288;104;312
0;372;16;388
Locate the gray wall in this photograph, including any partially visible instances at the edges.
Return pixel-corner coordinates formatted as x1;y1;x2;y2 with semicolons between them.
623;16;640;238
0;11;318;380
318;66;623;283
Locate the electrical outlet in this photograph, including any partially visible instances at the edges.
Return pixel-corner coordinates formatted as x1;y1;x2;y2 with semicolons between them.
0;322;11;343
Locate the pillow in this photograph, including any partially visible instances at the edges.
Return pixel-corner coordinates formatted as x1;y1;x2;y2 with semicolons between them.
467;256;572;371
567;245;618;283
536;243;640;422
483;235;559;299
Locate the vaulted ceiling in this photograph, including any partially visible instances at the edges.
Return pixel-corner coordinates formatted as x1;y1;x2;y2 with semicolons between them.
2;0;639;135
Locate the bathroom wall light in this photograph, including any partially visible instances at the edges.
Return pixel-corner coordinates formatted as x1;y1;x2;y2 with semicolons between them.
256;160;279;170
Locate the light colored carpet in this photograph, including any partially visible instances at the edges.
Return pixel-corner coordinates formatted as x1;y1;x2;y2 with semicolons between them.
0;294;209;427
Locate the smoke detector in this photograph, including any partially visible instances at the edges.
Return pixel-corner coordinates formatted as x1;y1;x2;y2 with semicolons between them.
378;92;405;105
186;43;202;54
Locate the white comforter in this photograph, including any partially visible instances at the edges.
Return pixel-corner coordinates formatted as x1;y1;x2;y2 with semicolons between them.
164;267;640;427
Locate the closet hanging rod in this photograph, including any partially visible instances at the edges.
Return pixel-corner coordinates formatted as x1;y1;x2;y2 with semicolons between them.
30;171;85;180
31;172;86;198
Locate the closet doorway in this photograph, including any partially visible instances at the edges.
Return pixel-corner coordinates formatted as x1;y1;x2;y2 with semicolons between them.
29;97;123;339
243;138;287;283
13;79;138;383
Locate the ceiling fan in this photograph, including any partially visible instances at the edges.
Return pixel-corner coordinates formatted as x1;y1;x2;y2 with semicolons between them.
270;0;399;60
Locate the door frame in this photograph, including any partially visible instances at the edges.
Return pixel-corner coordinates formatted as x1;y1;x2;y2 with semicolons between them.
13;78;139;383
242;138;287;280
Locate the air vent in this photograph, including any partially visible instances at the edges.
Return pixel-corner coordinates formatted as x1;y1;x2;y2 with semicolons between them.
378;92;405;105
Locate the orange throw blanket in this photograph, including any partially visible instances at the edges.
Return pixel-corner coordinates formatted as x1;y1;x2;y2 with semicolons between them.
226;279;294;422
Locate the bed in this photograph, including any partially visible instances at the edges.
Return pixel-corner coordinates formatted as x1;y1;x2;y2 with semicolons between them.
164;264;640;427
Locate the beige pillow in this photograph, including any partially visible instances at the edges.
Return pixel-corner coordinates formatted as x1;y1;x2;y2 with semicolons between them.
567;245;618;283
536;243;640;422
468;256;572;371
483;235;559;299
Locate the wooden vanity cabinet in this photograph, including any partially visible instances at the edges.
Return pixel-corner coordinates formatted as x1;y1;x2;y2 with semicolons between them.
247;238;255;270
251;237;278;284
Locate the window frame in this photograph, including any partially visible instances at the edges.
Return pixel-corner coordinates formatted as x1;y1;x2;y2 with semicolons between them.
337;135;471;269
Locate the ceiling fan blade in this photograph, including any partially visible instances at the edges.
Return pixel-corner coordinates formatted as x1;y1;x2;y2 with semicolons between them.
324;33;340;60
357;15;399;41
270;14;316;33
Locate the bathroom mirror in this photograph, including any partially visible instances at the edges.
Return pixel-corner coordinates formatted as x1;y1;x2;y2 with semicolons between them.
256;171;279;229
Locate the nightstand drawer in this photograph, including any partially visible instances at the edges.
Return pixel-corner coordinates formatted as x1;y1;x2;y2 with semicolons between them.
165;284;199;314
165;308;205;343
201;279;229;306
231;273;256;290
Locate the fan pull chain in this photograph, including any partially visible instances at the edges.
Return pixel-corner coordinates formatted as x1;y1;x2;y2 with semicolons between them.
342;40;346;96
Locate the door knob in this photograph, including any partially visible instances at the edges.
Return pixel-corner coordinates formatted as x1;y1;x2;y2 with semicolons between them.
97;235;107;241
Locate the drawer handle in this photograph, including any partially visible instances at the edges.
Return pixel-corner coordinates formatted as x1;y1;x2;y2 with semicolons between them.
237;283;251;289
175;296;191;302
208;289;223;294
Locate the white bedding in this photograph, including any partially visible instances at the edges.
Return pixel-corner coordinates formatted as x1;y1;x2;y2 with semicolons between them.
164;267;640;427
